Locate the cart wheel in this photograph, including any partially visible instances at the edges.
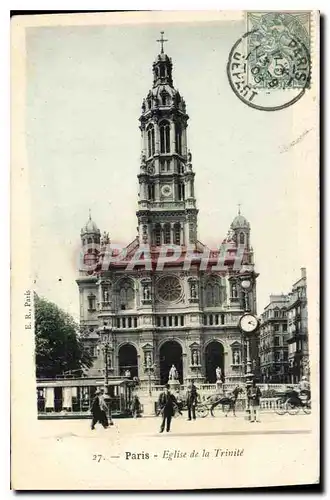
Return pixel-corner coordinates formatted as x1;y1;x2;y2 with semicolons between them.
287;402;299;415
275;400;287;415
196;405;209;418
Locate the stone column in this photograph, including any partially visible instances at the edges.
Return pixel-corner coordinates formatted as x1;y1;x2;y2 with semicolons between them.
45;387;55;412
63;387;73;411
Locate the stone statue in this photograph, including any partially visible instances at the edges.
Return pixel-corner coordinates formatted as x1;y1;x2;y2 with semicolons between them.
192;351;198;366
187;150;192;162
146;352;152;368
216;366;222;381
191;282;197;299
233;351;240;365
169;364;178;381
143;285;150;300
103;289;109;302
101;231;110;246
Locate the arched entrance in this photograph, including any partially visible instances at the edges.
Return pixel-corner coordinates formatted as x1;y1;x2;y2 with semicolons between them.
118;344;138;378
205;341;225;383
159;340;183;385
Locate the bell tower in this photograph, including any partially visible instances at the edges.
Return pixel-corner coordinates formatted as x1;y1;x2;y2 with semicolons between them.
137;33;198;248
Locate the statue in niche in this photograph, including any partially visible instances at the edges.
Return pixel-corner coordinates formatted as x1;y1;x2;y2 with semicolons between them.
103;288;109;303
192;351;199;366
190;282;197;299
233;351;240;365
146;352;152;368
169;364;178;380
216;366;222;381
143;285;151;300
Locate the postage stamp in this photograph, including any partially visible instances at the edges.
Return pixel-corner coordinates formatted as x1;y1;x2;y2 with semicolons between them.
227;11;311;111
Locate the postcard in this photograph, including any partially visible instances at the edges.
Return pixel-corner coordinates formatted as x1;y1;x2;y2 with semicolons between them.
11;10;320;489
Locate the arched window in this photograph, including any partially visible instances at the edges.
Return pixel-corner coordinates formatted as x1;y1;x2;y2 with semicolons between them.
178;182;185;201
148;184;155;201
160;65;165;78
154;224;162;246
239;232;245;244
164;223;171;244
147;125;155;157
160;121;170;154
205;279;226;307
161;92;168;106
118;279;135;310
174;223;181;245
175;123;182;154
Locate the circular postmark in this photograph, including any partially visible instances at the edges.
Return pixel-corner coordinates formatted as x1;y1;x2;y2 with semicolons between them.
227;15;311;111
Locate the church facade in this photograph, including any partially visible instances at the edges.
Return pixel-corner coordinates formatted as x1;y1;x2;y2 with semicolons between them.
77;38;259;387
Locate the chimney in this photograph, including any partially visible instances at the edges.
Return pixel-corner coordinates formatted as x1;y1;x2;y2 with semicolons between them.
301;267;306;279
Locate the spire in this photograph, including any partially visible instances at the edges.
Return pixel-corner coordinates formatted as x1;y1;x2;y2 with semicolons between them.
238;203;241;216
157;31;168;54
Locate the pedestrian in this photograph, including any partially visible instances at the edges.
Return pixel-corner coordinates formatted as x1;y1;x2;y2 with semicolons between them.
247;380;262;423
90;388;109;430
131;394;141;418
158;383;178;433
186;379;198;421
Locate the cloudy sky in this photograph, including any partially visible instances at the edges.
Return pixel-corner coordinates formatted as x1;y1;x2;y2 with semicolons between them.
25;16;318;320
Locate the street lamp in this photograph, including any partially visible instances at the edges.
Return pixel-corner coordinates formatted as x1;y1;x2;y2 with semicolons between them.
146;358;156;397
97;326;113;422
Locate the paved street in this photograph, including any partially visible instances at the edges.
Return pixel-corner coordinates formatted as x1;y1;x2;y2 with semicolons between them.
36;411;312;444
14;412;315;490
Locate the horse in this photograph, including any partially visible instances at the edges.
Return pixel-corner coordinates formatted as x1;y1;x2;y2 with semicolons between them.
210;386;243;417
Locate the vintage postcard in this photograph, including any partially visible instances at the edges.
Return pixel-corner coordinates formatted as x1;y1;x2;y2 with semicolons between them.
11;11;320;490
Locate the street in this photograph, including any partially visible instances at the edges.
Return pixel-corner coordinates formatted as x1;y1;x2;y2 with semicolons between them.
13;411;316;490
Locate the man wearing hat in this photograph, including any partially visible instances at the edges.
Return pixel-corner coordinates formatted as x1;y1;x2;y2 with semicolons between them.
90;388;109;430
157;384;178;433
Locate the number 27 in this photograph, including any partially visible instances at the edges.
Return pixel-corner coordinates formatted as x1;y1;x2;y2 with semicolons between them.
93;454;103;462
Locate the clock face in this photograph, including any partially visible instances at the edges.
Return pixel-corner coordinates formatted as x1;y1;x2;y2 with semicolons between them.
239;314;259;334
161;184;172;197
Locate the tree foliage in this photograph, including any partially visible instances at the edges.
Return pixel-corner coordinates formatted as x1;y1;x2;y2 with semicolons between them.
35;294;92;378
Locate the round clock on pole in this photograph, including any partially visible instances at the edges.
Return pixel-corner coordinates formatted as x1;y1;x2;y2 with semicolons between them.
239;313;259;335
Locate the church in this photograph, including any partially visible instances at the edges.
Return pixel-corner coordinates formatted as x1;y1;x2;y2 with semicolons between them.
77;35;258;388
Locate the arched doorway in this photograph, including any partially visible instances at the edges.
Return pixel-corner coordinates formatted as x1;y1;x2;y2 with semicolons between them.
118;344;138;378
159;340;183;385
205;341;225;383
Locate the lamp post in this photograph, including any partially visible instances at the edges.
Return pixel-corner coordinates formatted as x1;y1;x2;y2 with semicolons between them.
97;326;113;423
146;358;156;397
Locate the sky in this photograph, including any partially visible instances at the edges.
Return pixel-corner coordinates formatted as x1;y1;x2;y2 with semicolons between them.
25;18;318;321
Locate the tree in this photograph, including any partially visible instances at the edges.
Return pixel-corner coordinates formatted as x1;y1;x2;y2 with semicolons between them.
35;294;92;378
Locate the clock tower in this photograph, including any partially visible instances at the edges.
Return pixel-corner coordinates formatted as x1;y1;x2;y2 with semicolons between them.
137;32;198;248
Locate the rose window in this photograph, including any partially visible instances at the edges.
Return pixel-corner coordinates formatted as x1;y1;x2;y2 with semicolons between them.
157;276;182;303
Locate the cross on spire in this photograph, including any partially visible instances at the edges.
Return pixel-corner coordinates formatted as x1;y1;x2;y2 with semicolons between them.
157;31;168;54
238;203;241;215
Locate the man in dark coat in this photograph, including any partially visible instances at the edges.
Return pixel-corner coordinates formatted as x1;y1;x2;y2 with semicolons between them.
158;384;178;433
247;380;262;423
186;379;198;421
90;388;109;430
